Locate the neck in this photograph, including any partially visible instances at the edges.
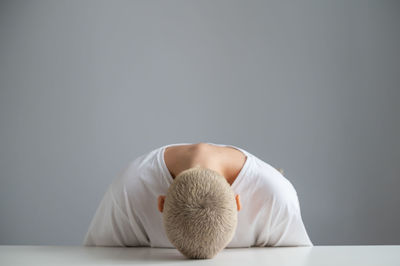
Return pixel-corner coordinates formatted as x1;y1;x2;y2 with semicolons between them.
164;143;243;186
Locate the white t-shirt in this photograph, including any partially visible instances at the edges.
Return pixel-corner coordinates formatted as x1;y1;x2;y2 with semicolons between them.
83;142;313;248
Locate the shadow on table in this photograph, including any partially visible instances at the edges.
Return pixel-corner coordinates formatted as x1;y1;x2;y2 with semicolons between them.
83;246;188;264
83;246;313;264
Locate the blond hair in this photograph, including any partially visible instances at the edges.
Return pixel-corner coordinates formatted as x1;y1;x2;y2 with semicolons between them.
162;167;238;259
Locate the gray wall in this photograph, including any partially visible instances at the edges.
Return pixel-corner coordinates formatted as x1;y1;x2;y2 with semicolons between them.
1;0;399;245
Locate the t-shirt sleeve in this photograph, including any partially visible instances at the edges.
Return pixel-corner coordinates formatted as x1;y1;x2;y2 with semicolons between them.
257;176;313;247
83;185;141;246
267;204;313;246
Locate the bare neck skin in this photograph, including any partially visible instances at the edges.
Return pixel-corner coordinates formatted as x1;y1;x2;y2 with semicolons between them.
163;142;247;186
159;142;244;213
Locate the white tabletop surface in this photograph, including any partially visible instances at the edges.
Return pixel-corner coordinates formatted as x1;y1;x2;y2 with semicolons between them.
0;245;399;266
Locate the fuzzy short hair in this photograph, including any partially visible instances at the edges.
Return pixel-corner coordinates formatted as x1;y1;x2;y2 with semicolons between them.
162;166;238;259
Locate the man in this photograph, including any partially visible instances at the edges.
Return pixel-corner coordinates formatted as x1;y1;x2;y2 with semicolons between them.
83;142;312;259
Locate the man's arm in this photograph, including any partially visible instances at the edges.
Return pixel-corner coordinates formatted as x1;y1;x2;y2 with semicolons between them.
255;169;313;247
267;203;313;246
83;185;141;246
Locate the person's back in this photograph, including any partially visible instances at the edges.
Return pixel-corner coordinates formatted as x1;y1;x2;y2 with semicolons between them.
83;142;312;259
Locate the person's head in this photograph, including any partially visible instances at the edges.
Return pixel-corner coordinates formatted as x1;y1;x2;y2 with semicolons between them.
157;166;240;259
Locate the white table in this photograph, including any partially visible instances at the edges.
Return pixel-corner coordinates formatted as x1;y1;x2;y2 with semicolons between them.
1;245;399;265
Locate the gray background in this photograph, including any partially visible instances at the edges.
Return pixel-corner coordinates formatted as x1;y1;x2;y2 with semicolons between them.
1;0;399;246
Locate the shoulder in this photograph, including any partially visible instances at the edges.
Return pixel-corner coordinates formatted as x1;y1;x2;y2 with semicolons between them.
250;157;300;210
112;146;164;190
